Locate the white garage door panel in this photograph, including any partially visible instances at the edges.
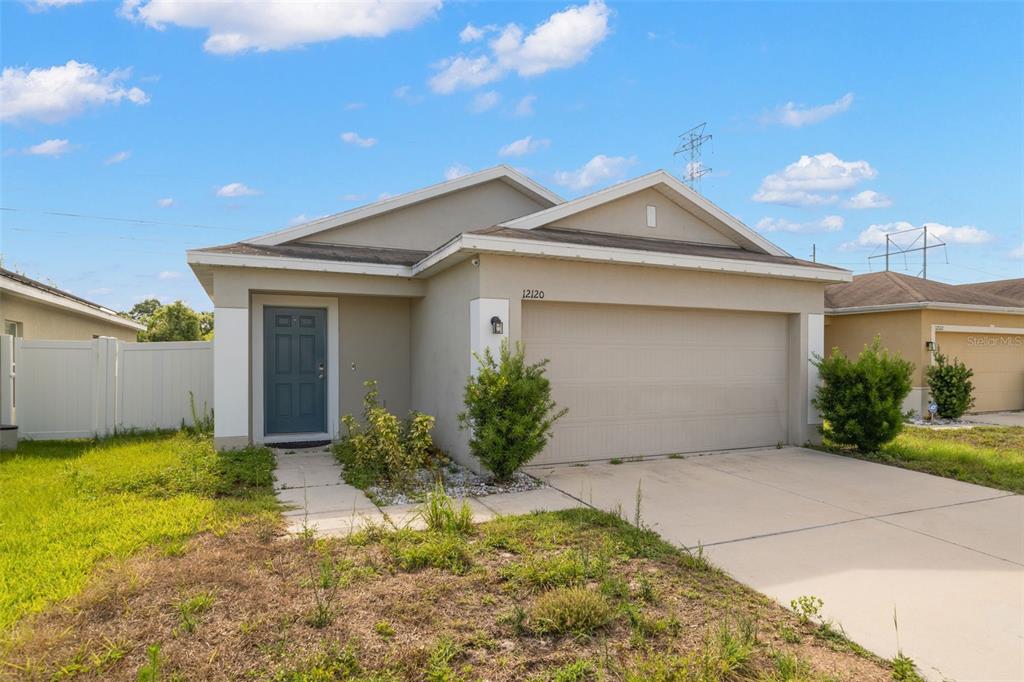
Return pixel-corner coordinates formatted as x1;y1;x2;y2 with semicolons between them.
525;302;789;464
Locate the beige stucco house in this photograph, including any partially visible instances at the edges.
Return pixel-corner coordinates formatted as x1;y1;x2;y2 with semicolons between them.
825;271;1024;414
0;268;144;342
187;167;850;467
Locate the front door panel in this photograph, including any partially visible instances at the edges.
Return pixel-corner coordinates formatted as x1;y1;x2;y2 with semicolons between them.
265;307;327;435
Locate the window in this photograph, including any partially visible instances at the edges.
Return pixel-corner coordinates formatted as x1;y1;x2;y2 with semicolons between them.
3;320;22;337
645;204;657;228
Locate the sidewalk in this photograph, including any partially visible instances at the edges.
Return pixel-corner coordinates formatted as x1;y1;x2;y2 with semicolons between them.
273;447;581;536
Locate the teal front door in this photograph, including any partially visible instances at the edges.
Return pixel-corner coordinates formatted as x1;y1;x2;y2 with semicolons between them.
264;307;327;435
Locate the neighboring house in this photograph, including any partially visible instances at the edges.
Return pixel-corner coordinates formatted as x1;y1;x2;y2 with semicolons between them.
187;166;850;466
825;271;1024;414
0;268;145;342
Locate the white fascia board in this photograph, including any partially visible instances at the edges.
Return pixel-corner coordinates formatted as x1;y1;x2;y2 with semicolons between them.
499;170;791;258
444;233;851;283
826;302;1024;316
0;278;146;331
244;165;563;247
186;248;415;278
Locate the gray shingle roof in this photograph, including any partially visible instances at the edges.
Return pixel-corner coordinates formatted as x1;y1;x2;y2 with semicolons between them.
193;241;430;267
825;271;1022;309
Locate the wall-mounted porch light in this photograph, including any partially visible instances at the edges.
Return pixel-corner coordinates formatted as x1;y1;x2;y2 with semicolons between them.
925;340;936;351
490;316;504;335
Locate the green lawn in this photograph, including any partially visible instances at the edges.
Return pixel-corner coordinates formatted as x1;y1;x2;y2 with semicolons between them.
833;425;1024;494
0;431;277;630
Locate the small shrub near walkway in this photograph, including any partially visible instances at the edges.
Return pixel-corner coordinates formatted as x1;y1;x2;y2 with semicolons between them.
0;431;277;630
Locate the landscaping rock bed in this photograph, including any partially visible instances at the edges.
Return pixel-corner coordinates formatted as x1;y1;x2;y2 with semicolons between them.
359;461;545;506
906;415;974;428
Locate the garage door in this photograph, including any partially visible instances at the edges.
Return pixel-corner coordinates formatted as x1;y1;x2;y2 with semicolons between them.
523;302;789;465
936;331;1024;412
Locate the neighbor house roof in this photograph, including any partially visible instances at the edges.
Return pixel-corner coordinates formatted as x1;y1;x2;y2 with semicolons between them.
0;268;146;331
956;278;1024;306
825;271;1024;314
243;166;564;247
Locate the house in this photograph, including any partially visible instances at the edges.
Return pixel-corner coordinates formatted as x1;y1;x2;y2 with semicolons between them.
187;167;851;466
825;271;1024;414
0;268;145;342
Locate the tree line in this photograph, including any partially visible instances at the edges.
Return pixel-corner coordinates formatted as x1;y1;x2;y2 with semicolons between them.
121;299;213;342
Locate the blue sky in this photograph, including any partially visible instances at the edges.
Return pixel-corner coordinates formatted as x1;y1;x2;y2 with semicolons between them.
2;0;1022;312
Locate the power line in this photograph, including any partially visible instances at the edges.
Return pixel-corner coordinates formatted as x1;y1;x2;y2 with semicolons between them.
0;206;253;233
8;226;207;245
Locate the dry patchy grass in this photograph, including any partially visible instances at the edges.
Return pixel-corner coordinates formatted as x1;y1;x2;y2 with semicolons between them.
2;508;895;681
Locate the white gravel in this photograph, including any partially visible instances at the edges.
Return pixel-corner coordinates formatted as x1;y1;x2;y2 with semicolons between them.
906;415;974;428
360;461;545;506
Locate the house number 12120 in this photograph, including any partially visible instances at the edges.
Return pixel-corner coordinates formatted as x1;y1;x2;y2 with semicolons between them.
522;289;545;299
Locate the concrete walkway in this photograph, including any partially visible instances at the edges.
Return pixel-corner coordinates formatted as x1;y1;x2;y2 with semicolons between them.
963;410;1024;427
273;447;581;535
535;447;1024;682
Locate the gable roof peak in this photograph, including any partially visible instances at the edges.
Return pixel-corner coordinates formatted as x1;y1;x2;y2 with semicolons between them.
245;165;563;247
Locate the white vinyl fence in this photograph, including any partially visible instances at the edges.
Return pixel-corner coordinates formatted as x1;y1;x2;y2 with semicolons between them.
1;334;213;440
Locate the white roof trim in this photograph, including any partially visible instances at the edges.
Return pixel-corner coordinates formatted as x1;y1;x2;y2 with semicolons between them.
0;277;146;331
189;232;850;284
498;170;790;258
244;166;564;247
826;302;1024;316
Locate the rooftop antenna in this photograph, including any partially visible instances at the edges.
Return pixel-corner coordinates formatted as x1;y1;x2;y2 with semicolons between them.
674;123;712;191
867;225;948;279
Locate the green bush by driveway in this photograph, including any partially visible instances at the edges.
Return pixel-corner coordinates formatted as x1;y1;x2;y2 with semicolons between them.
0;431;277;629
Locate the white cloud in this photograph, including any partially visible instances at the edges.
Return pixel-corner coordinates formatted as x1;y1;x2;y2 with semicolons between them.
470;90;500;113
841;221;994;250
753;153;877;206
158;270;181;280
459;23;494;43
498;135;549;157
105;150;131;165
393;84;423;103
1011;243;1024;259
343;101;366;111
156;197;174;207
429;0;610;93
513;94;536;117
843;190;893;209
553;154;635;191
1;60;148;123
755;215;844;234
287;213;326;226
118;0;441;54
762;92;854;127
25;138;72;156
340;131;378;148
444;163;471;180
216;182;260;197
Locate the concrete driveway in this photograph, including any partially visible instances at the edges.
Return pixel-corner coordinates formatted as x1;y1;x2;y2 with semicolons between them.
964;411;1024;427
534;448;1023;682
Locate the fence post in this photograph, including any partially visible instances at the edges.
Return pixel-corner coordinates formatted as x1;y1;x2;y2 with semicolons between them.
93;337;118;437
0;334;13;425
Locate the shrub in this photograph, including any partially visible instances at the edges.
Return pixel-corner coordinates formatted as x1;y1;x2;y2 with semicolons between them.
459;340;567;481
925;352;975;419
812;338;913;452
335;380;436;490
530;587;613;636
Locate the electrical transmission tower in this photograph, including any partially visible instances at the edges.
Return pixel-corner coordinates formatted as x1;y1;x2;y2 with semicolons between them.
867;225;948;279
674;123;712;191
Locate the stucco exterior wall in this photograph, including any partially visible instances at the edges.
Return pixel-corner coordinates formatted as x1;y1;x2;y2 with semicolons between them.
299;180;549;251
339;295;411;420
550;187;738;247
410;259;480;465
825;310;924;381
0;294;139;341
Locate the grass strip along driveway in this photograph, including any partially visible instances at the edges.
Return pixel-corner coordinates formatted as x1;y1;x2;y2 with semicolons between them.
5;505;895;681
0;431;277;631
828;425;1024;494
